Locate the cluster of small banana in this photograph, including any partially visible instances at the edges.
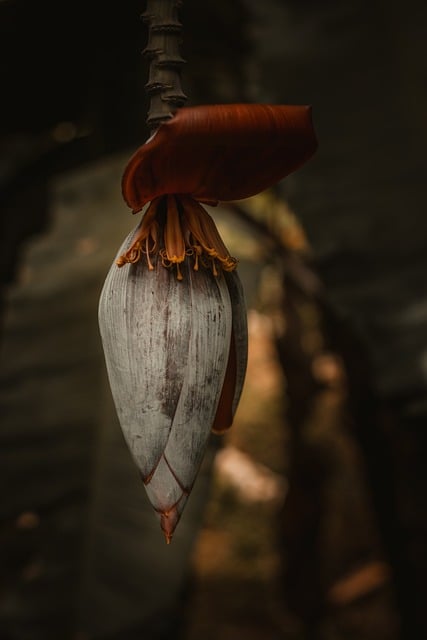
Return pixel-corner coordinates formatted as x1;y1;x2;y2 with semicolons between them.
115;194;237;280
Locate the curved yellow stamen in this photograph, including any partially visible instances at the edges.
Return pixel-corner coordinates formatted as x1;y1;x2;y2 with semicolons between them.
180;196;237;273
145;236;155;270
117;198;161;268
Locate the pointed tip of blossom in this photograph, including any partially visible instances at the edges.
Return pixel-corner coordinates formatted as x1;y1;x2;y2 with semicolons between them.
160;506;180;544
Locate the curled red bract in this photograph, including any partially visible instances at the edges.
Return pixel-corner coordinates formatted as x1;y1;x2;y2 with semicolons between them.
122;104;317;212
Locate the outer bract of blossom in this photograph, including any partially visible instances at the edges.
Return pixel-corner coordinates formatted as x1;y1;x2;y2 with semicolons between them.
122;104;317;212
98;221;247;542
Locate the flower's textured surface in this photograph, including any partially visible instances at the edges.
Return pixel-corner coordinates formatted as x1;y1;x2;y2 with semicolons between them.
99;102;316;541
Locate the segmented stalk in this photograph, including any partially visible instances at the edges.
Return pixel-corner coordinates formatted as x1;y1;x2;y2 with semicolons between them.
142;0;187;134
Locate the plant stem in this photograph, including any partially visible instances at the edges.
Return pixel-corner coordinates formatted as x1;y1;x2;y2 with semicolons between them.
142;0;187;134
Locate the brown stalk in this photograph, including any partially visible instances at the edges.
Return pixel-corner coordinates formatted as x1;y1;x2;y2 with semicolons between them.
142;0;187;134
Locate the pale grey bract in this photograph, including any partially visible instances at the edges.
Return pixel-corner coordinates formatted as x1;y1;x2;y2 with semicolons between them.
98;223;247;542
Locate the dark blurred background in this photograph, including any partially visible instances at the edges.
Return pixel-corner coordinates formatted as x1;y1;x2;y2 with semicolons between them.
1;0;427;638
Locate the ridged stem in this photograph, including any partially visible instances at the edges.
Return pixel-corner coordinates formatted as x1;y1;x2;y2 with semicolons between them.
142;0;187;134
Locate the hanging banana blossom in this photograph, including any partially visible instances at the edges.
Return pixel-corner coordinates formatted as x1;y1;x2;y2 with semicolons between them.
98;103;317;542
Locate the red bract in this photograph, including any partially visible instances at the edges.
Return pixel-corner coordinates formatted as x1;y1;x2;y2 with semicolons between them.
122;103;317;212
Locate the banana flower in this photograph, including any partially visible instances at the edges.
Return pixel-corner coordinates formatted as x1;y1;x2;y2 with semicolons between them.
99;104;317;542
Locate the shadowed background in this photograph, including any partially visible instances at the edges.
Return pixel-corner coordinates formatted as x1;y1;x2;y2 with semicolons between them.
1;1;427;638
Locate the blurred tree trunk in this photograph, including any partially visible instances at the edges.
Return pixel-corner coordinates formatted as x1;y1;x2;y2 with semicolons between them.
246;0;427;637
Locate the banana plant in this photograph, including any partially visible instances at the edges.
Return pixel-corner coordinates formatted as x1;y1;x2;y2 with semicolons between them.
98;0;317;542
